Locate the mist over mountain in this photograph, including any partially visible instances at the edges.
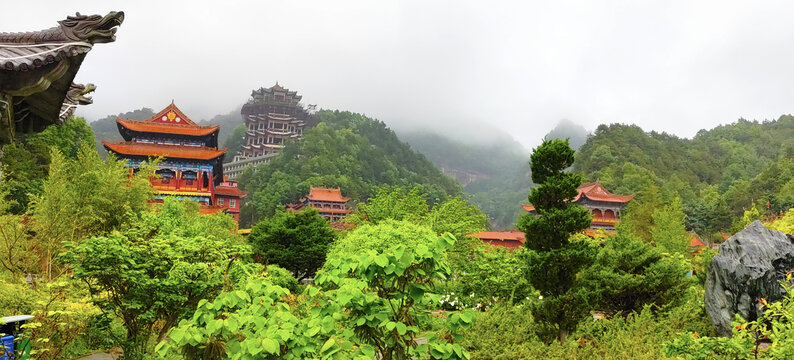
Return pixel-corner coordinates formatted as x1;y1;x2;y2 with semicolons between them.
545;119;589;150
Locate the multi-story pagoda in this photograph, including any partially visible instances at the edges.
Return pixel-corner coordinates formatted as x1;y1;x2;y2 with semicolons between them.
102;102;247;223
224;83;317;179
523;180;634;230
287;187;352;222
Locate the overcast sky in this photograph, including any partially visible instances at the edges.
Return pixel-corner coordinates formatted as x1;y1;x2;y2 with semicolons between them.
4;1;794;148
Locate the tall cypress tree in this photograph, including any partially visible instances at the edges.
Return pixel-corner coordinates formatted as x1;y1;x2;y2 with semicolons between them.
518;139;592;342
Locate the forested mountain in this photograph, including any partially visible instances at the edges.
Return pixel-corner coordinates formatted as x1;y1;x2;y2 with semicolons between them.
574;115;794;238
401;131;531;230
545;119;589;149
236;110;463;227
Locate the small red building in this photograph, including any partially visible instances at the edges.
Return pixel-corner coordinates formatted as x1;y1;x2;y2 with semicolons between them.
473;230;526;250
214;177;248;223
523;180;634;230
103;102;247;224
287;187;352;222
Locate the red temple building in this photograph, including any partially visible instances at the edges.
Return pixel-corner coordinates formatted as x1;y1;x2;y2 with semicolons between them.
522;180;634;230
473;230;526;250
102;102;247;223
287;187;352;222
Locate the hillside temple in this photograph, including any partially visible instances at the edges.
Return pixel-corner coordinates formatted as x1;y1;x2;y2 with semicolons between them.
522;180;634;230
223;83;317;179
102;102;247;223
287;187;352;222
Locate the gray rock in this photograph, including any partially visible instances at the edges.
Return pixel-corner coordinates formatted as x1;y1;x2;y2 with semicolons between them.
705;221;794;336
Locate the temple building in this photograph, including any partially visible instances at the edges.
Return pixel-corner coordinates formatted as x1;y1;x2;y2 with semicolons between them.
523;181;634;230
224;83;317;179
102;102;247;223
287;187;352;222
473;230;526;250
0;11;124;144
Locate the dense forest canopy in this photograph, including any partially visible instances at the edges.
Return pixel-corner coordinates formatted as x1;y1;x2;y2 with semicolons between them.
236;110;463;227
575;115;794;239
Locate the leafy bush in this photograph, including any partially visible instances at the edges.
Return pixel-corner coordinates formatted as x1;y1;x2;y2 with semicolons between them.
665;274;794;359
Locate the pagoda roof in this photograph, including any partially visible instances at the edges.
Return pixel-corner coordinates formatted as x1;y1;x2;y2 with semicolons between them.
522;180;633;212
305;187;349;202
573;181;635;203
215;184;248;198
116;117;219;137
474;230;526;243
102;140;226;160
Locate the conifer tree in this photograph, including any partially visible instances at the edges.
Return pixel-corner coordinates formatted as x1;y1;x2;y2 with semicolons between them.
518;139;592;342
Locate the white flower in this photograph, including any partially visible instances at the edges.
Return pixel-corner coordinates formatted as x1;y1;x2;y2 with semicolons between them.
538;295;543;300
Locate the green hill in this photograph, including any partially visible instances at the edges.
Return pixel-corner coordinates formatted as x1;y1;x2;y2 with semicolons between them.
236;110;463;227
401;131;530;230
574;115;794;237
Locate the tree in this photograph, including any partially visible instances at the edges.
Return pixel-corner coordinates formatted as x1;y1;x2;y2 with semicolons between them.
249;207;337;281
651;197;690;254
61;199;249;359
0;117;95;213
517;139;592;342
579;232;691;315
30;145;154;279
158;221;473;360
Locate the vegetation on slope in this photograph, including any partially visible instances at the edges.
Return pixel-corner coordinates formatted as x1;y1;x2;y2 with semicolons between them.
236;110;463;227
574;116;794;240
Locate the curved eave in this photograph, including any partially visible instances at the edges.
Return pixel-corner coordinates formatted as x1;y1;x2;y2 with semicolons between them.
577;193;635;204
116;117;221;137
102;140;226;161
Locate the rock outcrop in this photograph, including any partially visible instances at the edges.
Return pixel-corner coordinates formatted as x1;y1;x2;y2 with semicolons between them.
705;221;794;336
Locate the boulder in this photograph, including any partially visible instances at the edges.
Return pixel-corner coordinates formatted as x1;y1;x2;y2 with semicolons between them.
705;221;794;336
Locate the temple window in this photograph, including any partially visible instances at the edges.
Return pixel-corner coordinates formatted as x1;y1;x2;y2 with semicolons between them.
218;198;225;206
230;199;237;208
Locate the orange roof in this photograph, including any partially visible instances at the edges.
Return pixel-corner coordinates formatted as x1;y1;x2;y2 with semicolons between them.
573;181;635;203
214;185;248;198
306;187;349;202
144;102;198;125
117;118;219;137
199;204;227;215
102;140;226;160
474;230;526;243
523;180;633;212
690;236;707;248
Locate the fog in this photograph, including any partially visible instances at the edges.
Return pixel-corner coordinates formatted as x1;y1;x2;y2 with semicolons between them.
4;1;794;148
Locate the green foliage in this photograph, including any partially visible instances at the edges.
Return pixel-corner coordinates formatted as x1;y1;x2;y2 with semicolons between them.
651;197;690;254
0;117;94;213
61;199;249;358
249;207;337;281
238;110;462;227
579;233;691;315
665;275;794;359
348;186;488;240
159;222;473;360
328;220;442;259
768;208;794;234
574;117;794;235
346;186;430;225
221;124;246;161
400;130;532;230
454;246;532;309
517;139;592;341
317;229;473;360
